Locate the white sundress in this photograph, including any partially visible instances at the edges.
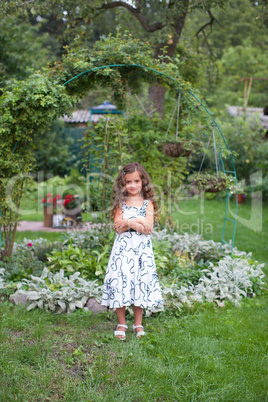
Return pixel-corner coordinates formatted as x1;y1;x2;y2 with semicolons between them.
101;200;163;310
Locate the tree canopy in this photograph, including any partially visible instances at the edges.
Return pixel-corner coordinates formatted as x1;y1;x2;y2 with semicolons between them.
0;0;234;113
1;0;267;111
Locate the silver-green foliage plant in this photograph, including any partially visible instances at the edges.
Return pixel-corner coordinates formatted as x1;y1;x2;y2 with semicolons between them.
13;237;50;255
63;226;114;249
194;256;265;304
13;267;102;313
160;256;265;309
152;230;251;261
63;230;99;248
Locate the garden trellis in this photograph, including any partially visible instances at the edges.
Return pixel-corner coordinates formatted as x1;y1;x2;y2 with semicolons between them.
0;34;238;256
62;63;238;253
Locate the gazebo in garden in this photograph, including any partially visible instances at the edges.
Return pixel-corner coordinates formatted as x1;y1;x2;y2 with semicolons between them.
62;101;123;126
90;101;123;124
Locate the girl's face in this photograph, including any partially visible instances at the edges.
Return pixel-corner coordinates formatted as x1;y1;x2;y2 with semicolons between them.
125;170;142;197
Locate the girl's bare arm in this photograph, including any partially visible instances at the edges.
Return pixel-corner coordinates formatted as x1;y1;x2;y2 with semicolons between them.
113;208;130;233
113;202;154;234
135;201;154;234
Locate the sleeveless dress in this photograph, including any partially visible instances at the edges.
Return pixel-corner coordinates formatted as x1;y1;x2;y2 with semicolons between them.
101;200;163;310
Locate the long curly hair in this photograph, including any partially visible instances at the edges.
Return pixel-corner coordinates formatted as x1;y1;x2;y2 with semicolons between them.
111;162;159;220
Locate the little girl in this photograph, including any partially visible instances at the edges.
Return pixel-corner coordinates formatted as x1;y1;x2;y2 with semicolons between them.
101;162;163;339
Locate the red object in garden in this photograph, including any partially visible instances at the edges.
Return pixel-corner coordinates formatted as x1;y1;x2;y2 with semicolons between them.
235;194;245;204
43;206;53;227
64;194;75;208
42;193;61;227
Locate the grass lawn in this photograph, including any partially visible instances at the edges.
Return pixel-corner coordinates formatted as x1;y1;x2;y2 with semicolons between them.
18;194;92;222
0;297;267;401
19;193;44;221
4;197;266;400
15;230;67;243
171;197;268;266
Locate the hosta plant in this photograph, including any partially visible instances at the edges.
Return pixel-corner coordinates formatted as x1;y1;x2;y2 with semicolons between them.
48;244;109;280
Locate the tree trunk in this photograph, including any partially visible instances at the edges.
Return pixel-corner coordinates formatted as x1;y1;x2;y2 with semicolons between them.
99;0;190;117
1;224;17;259
149;6;189;117
148;86;166;117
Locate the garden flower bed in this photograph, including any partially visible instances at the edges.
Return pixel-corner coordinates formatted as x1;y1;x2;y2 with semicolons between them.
1;228;265;314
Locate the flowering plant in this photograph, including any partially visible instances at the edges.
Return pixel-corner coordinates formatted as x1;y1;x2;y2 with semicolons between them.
64;194;80;210
188;172;234;194
41;193;61;208
228;181;246;196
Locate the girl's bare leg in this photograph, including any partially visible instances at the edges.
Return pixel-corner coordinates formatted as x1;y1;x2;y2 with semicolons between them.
116;307;126;339
133;306;143;332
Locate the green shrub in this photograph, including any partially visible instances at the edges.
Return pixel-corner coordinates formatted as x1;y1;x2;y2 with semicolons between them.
168;260;209;286
48;244;110;281
13;238;64;263
34;242;64;262
0;253;45;282
220;115;265;183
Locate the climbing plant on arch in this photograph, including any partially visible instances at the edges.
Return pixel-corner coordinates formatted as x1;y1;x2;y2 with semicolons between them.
0;34;236;258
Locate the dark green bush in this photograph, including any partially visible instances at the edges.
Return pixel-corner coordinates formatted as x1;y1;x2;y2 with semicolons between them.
1;253;45;282
34;241;64;262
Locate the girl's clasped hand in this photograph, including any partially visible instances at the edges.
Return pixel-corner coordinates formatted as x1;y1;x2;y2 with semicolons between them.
113;217;153;234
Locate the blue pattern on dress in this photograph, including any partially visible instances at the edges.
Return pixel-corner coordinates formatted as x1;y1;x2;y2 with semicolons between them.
101;200;163;309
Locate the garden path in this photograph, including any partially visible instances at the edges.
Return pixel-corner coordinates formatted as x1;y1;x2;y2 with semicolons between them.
17;221;93;232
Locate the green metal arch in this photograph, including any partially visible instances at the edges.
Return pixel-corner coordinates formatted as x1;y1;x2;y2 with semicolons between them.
63;63;238;254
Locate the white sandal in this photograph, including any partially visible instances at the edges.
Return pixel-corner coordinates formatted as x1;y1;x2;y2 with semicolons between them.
114;324;128;340
132;324;146;338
